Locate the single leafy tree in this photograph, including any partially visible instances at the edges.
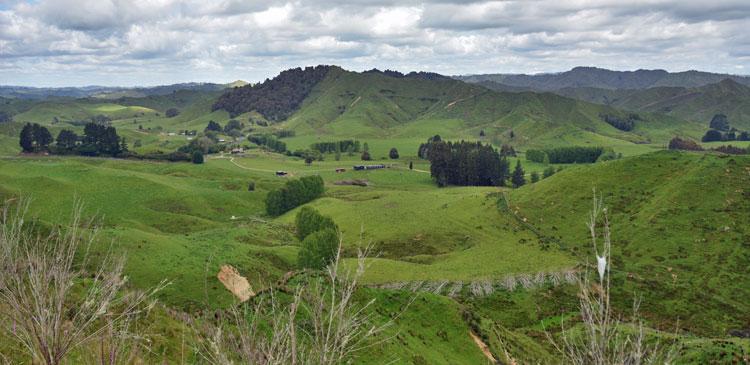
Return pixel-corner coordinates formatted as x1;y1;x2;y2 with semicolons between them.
363;142;369;152
298;229;338;270
19;123;34;152
389;147;399;159
56;130;79;151
511;160;526;188
361;150;371;161
409;161;413;170
530;171;540;183
205;120;222;132
295;206;337;241
33;124;53;151
192;150;204;164
247;181;255;191
709;114;729;131
165;108;180;118
479;129;485;137
701;129;723;142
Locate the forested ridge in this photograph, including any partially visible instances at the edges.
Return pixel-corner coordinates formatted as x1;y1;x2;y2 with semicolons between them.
212;65;333;120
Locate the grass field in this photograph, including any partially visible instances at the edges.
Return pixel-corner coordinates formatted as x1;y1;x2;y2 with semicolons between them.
1;71;748;363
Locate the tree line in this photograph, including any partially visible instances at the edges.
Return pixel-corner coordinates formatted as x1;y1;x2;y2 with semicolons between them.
600;113;639;131
265;175;325;216
249;134;287;153
701;114;749;142
20;122;127;157
310;140;360;154
526;146;605;164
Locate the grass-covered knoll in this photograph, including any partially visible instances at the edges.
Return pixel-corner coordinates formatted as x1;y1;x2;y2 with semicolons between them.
509;150;750;336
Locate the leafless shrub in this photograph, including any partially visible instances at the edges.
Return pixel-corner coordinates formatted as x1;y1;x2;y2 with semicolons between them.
548;192;674;365
534;272;547;286
518;274;533;289
447;281;463;297
563;270;578;284
199;238;395;365
549;271;562;286
481;280;494;296
469;281;483;296
0;199;163;365
501;276;517;291
408;280;424;292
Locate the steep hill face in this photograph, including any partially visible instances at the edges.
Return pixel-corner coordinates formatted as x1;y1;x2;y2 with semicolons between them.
458;66;750;91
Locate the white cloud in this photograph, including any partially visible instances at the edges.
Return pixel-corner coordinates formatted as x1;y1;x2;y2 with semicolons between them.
0;0;748;86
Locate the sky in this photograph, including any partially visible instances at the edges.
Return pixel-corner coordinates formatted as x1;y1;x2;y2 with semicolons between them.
1;0;749;87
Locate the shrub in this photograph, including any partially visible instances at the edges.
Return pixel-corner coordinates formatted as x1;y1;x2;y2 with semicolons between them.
191;151;204;164
165;108;180;118
701;129;723;142
668;136;703;151
298;229;338;270
389;147;399;159
248;181;255;191
530;171;539;183
361;151;371;161
295;206;337;241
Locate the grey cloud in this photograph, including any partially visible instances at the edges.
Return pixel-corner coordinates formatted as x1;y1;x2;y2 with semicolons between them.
0;0;748;86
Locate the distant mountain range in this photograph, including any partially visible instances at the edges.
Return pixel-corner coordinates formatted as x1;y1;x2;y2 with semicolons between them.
456;66;750;90
459;67;750;129
0;81;248;100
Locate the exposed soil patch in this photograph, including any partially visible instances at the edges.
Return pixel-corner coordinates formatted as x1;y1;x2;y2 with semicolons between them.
217;264;255;302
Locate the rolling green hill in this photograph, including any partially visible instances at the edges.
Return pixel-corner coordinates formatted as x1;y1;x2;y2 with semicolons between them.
556;78;750;130
272;67;703;154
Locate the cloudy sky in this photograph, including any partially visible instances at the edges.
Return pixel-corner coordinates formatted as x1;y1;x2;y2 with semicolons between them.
1;0;749;86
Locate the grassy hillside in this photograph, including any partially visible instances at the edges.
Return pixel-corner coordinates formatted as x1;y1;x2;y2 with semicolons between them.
508;150;750;336
554;79;750;130
277;67;702;155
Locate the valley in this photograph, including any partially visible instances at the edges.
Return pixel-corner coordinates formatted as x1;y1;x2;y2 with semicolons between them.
0;65;749;364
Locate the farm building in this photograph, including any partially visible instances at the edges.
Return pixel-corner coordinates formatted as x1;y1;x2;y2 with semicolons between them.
353;164;386;171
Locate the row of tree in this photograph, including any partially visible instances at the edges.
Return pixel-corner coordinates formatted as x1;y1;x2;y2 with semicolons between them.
265;175;325;216
526;146;605;164
600;113;639;131
310;140;360;154
249;134;287;153
20;122;127;157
